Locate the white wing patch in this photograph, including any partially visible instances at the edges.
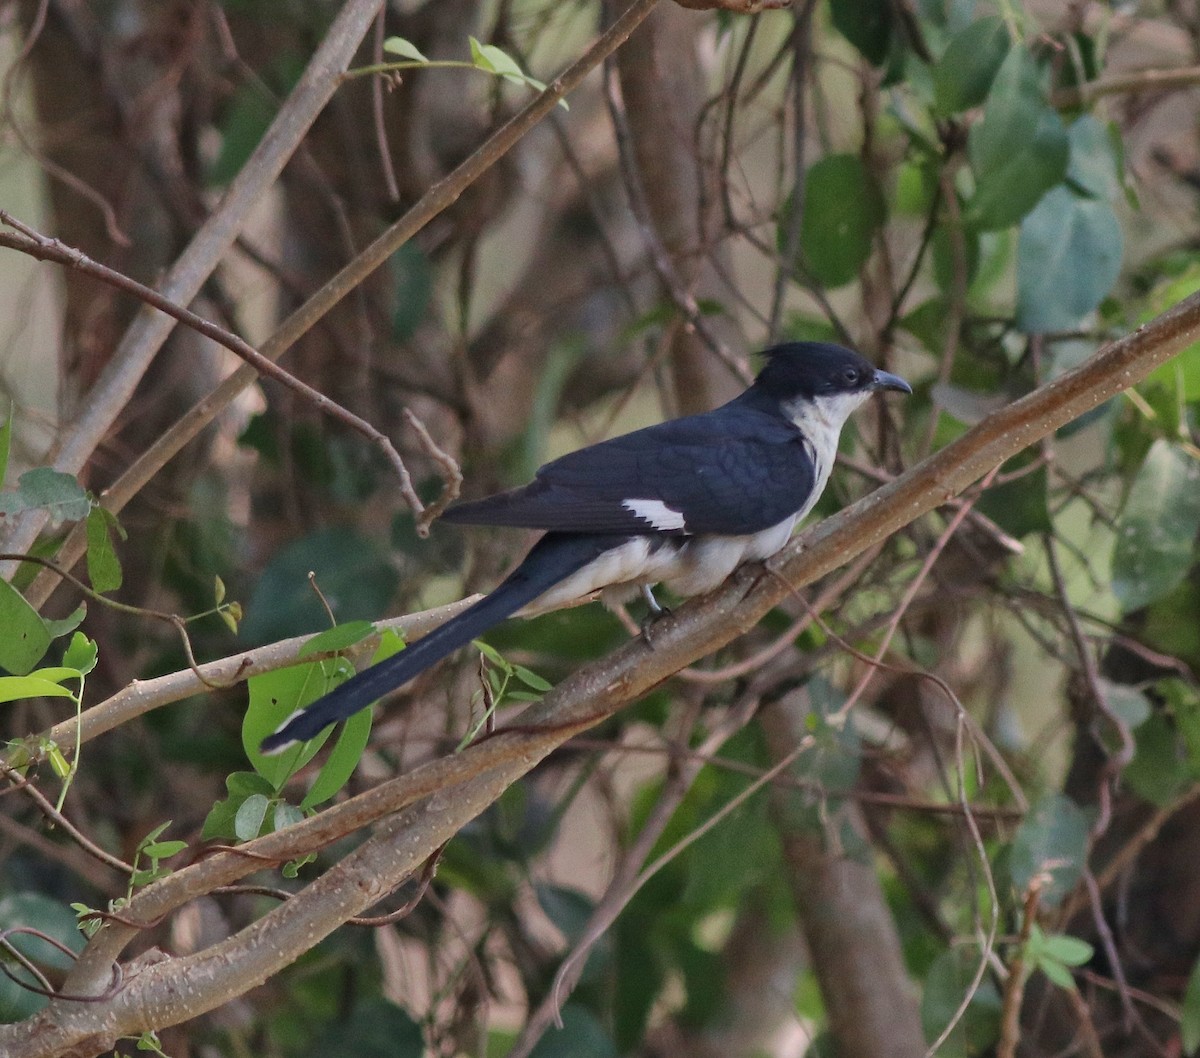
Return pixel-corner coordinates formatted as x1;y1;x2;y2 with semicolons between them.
622;498;687;531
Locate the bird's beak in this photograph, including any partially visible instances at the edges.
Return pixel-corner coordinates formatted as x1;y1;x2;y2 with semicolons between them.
871;369;912;394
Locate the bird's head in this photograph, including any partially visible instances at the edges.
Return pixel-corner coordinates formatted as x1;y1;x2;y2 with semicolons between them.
750;341;911;431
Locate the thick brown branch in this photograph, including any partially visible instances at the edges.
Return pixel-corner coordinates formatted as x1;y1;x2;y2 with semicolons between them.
3;293;1195;1058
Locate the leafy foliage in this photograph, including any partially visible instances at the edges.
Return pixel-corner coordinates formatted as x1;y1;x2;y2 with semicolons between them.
2;3;1200;1057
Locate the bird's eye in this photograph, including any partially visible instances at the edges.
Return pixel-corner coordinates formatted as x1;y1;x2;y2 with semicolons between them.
842;367;860;386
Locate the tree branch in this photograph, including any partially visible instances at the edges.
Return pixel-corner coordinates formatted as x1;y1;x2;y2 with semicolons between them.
20;0;666;608
5;291;1197;1058
0;215;430;519
0;0;388;571
7;597;481;763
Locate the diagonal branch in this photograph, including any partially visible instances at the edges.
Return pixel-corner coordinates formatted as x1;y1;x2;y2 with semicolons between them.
7;292;1199;1058
20;0;666;607
0;0;388;570
9;596;481;762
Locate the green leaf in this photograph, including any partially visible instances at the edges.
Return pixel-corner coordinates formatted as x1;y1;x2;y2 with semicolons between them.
26;666;84;687
797;154;886;288
61;632;98;675
299;620;376;659
934;16;1010;113
47;745;71;778
1039;932;1094;966
0;892;84;971
1016;185;1122;332
273;801;305;831
209;85;275;186
240;526;399;645
143;839;187;861
0;467;92;526
920;948;1003;1058
234;793;270;841
1037;956;1077;991
829;0;894;66
1125;713;1194;806
309;998;424;1058
470;37;523;80
1066;115;1123;200
311;638;395;802
1096;679;1151;730
475;639;508;669
382;35;428;63
1182;954;1200;1054
975;457;1051;538
527;1004;617;1058
535;883;595;942
1111;441;1200;612
1010;793;1091;908
85;506;125;593
44;604;86;641
203;771;275;840
299;681;374;809
139;821;173;847
966;48;1068;231
512;664;552;692
243;662;343;784
0;579;51;675
468;35;493;71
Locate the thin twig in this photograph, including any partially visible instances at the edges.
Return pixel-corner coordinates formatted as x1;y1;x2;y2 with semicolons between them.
371;8;401;203
601;33;752;386
0;763;134;876
20;0;665;607
996;879;1042;1058
0;214;428;520
1053;63;1200;108
0;0;390;573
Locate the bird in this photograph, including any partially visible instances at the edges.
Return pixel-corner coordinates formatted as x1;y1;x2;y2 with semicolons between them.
260;341;911;753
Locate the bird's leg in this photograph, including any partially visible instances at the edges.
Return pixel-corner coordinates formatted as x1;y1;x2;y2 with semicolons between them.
639;584;672;644
641;583;664;615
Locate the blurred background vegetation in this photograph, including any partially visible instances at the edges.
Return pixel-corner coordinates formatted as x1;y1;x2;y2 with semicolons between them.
2;0;1200;1055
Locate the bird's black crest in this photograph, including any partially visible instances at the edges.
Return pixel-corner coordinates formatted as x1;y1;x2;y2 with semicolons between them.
753;341;876;401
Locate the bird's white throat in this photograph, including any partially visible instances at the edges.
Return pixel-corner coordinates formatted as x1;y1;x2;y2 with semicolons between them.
783;389;872;503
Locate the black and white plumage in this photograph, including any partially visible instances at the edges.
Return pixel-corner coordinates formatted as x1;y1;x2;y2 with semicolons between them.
260;342;910;753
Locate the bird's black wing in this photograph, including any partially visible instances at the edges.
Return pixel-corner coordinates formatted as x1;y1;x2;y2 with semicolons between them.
441;405;817;537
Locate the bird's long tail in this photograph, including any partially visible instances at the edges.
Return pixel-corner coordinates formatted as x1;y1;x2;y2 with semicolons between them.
259;533;623;753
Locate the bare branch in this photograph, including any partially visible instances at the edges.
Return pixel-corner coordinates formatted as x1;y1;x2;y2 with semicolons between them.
670;0;791;10
21;0;666;607
0;0;389;570
0;214;428;519
3;289;1196;1058
1053;64;1200;109
8;597;481;762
